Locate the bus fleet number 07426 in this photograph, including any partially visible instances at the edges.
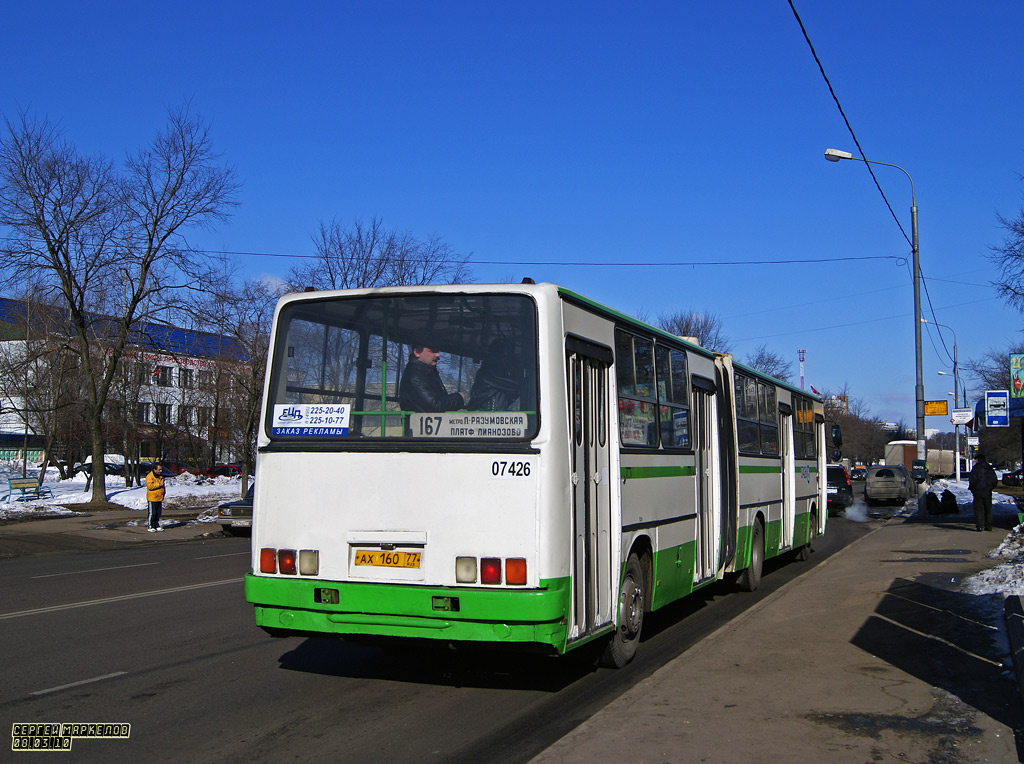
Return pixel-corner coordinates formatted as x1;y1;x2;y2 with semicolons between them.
491;460;532;478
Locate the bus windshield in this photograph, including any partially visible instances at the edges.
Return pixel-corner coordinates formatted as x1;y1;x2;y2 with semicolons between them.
266;292;538;441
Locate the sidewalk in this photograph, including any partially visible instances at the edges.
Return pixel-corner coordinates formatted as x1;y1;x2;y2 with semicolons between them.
0;505;223;558
531;515;1024;764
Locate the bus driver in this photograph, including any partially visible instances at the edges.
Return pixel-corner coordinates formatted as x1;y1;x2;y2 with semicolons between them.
399;340;466;413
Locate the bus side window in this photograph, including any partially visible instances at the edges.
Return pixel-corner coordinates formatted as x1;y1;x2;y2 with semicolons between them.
614;330;657;447
656;345;690;449
735;373;760;453
759;382;778;455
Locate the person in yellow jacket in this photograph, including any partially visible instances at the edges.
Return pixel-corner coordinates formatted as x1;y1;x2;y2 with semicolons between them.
145;463;166;532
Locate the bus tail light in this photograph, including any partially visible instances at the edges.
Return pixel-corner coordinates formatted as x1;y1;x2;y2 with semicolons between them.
456;557;527;585
480;557;502;585
455;556;477;583
259;548;318;576
299;550;319;576
260;548;277;573
505;558;527;585
278;549;297;575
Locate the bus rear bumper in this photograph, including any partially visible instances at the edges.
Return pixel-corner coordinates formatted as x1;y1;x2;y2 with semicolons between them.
245;573;571;651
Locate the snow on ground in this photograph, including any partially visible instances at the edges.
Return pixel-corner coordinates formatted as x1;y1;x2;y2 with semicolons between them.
0;461;244;522
923;479;1024;598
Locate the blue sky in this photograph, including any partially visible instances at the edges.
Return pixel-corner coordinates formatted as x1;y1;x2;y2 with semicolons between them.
3;1;1023;431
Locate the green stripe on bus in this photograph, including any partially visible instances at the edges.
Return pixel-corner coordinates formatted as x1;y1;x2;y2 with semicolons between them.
245;573;573;651
738;465;782;474
650;540;697;608
620;465;696;479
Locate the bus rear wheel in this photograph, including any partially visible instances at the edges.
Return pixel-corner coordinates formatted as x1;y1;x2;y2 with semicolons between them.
738;520;764;592
600;553;645;668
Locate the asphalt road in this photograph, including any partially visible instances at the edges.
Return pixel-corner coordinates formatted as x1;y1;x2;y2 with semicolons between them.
0;512;884;763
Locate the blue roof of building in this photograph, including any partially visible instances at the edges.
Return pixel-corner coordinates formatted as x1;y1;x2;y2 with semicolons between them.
0;296;246;361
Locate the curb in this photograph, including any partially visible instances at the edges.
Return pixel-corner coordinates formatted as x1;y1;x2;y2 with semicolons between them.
1005;595;1024;711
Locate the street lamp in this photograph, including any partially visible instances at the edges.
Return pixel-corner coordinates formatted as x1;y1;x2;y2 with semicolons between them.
924;317;961;482
824;148;924;462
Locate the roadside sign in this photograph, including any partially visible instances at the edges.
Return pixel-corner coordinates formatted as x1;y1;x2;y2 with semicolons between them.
1012;354;1024;398
951;408;973;425
924;400;948;416
986;390;1010;427
967;436;979;447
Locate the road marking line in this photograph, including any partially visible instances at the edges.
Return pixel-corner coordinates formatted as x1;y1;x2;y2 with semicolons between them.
31;671;128;696
193;551;251;560
0;578;244;620
32;562;161;579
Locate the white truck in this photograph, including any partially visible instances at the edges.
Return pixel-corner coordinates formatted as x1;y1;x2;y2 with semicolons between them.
885;440;928;482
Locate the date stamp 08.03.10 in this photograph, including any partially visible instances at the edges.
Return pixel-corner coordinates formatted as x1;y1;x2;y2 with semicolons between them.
12;723;130;752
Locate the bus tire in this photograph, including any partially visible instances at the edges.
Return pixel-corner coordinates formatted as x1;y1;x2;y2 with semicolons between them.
738;520;764;592
600;553;645;668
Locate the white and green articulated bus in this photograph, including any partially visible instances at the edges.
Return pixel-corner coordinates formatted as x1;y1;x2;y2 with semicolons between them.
245;282;829;666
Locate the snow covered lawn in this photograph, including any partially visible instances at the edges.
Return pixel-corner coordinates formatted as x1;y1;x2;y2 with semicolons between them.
0;462;244;523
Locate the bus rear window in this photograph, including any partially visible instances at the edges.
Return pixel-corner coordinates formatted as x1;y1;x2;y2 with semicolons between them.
266;293;538;441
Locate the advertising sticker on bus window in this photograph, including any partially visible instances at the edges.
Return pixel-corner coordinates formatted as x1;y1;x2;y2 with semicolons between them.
272;404;350;436
409;412;527;438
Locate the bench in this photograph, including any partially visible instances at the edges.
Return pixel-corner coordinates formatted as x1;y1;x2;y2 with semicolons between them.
5;477;55;502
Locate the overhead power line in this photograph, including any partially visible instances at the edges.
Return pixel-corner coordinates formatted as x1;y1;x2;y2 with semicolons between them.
0;236;902;268
198;251;901;267
788;0;912;248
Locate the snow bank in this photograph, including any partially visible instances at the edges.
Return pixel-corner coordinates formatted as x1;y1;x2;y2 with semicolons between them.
0;462;242;520
912;479;1024;598
918;479;1019;520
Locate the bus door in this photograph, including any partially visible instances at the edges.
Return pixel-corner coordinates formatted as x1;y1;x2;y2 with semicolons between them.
692;381;721;583
780;410;796;549
566;337;614;641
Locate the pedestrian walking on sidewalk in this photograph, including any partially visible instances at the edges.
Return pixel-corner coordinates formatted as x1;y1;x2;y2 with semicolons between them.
968;453;998;531
145;463;166;533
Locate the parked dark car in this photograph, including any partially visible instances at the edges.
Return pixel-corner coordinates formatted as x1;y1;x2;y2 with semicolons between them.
1001;468;1022;487
826;465;853;515
864;464;914;506
204;463;242;478
216;484;253;536
73;460;124;476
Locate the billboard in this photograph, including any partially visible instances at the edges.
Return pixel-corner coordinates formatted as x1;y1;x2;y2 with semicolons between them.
1012;353;1024;398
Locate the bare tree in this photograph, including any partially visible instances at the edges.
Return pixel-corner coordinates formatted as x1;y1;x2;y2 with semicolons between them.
194;276;282;495
656;310;732;353
106;348;150;486
0;294;84;480
990;174;1024;312
965;342;1024;467
0;106;240;502
743;344;793;383
290;217;471;291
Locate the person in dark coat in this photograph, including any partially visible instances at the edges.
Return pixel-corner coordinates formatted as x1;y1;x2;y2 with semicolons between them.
468;339;521;411
967;453;998;531
399;342;465;413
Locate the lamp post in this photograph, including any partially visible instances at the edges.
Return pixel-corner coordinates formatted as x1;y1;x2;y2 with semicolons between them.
926;318;961;482
824;148;924;462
